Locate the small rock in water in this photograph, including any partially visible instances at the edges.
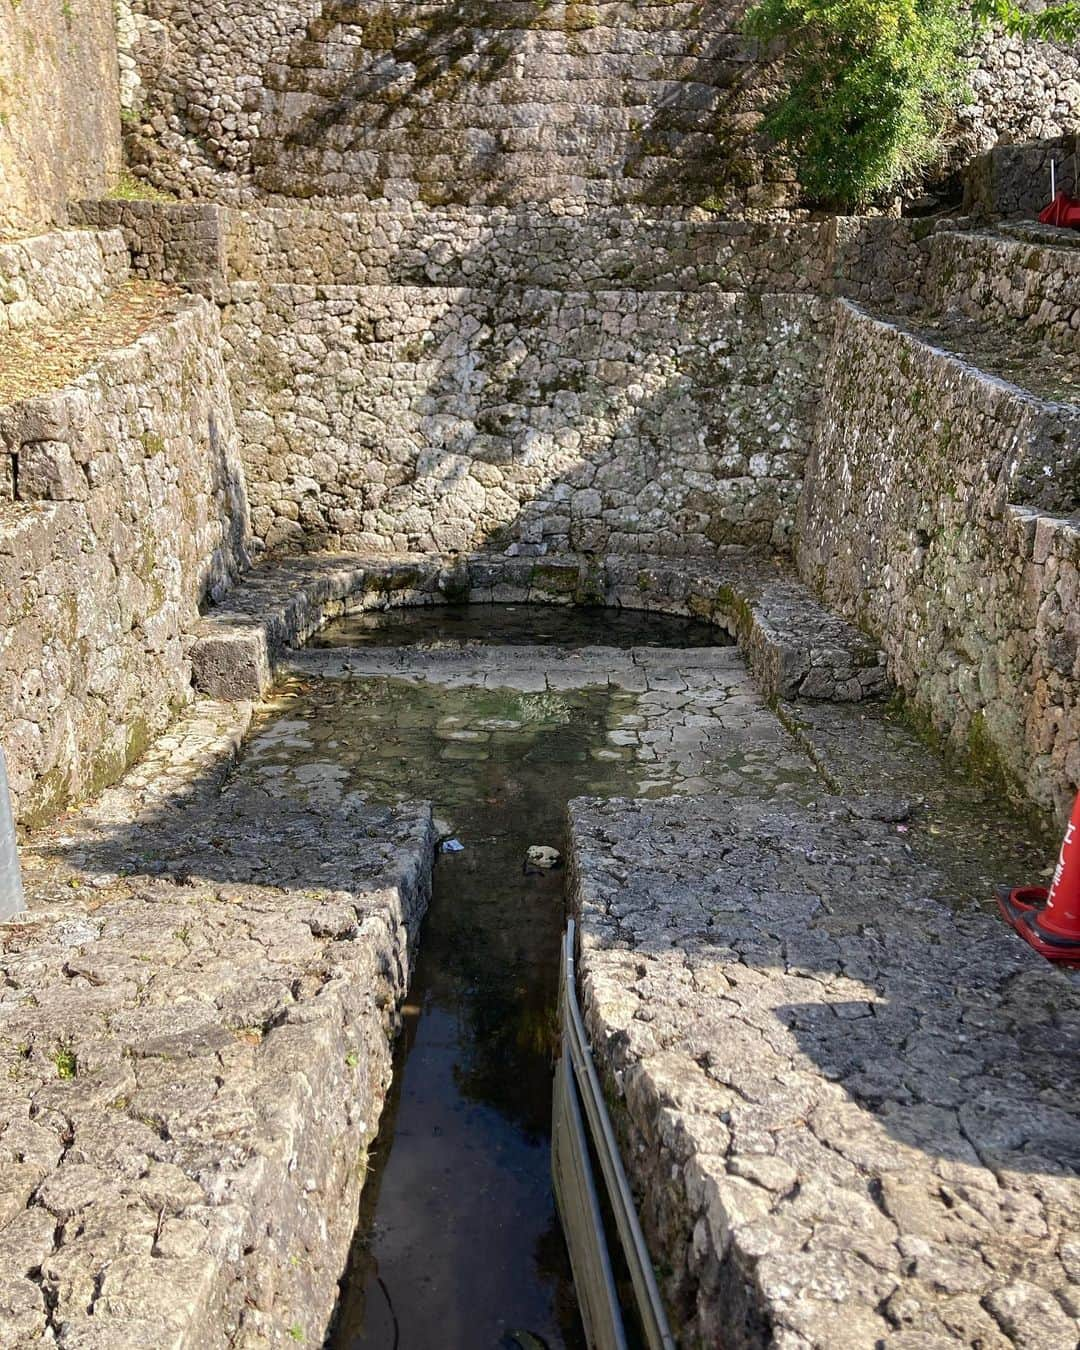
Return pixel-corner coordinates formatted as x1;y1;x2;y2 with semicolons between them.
502;1334;550;1350
525;845;561;871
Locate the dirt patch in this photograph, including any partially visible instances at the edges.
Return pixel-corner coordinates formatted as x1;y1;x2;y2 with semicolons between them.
0;280;179;406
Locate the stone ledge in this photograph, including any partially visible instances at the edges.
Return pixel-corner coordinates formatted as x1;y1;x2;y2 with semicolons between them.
0;230;128;335
1;703;435;1348
190;550;887;706
568;794;1080;1350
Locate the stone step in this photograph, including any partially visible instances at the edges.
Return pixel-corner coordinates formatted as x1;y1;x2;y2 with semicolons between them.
919;226;1080;351
852;302;1080;472
189;549;887;706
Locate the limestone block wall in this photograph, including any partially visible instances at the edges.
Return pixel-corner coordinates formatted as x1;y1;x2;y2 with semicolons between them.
920;226;1080;349
120;0;788;208
121;0;1080;210
224;202;837;291
0;299;249;825
71;199;231;299
222;282;829;555
964;134;1078;219
0;0;122;236
796;301;1080;821
0;230;130;332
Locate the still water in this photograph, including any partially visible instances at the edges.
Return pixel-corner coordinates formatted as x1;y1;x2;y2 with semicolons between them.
241;607;735;1349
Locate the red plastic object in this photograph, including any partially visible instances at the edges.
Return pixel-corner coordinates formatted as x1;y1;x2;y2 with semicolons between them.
1038;190;1080;229
997;792;1080;964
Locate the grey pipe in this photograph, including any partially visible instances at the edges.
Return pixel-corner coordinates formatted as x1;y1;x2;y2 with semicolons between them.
0;748;25;920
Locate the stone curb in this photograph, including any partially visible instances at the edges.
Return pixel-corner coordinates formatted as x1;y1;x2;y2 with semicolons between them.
189;550;887;706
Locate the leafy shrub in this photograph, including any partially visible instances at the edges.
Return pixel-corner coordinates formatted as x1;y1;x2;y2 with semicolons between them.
744;0;1080;209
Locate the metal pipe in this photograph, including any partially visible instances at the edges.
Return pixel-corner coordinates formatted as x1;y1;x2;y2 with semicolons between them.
562;922;676;1350
0;748;25;920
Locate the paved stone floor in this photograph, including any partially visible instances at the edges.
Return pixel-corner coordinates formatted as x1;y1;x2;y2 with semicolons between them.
1;705;433;1348
1;631;1074;1348
571;795;1080;1350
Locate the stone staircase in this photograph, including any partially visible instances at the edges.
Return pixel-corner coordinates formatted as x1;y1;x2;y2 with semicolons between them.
0;228;248;825
799;214;1080;822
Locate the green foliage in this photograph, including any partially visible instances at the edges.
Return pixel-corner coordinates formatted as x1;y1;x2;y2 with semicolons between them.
107;167;177;203
52;1046;77;1080
744;0;1080;209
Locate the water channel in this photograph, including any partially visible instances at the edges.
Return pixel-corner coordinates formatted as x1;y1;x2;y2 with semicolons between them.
237;606;770;1349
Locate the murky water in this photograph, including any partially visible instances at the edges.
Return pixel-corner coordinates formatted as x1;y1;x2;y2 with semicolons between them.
227;600;1059;1350
242;677;655;1349
310;602;731;650
237;607;814;1350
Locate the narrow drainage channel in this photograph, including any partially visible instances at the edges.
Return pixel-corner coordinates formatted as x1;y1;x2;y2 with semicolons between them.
242;607;735;1349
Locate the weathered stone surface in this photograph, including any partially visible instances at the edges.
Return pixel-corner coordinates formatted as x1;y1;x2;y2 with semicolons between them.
117;0;1077;211
0;288;250;826
222;283;830;555
0;0;121;236
796;299;1080;825
189;549;886;704
0;232;129;333
965;134;1079;221
0;702;434;1349
568;793;1080;1349
920;227;1080;351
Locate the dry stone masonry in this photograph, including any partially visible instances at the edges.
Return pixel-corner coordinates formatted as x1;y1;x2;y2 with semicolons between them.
0;236;249;825
223;284;829;556
569;793;1080;1350
798;298;1080;823
1;1;1080;1347
1;701;433;1348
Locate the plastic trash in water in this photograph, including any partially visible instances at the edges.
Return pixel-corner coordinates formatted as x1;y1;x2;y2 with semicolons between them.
441;838;465;853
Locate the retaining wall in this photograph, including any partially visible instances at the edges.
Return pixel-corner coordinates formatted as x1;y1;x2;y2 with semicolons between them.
222;283;830;555
796;301;1080;821
0;231;129;333
0;0;122;235
920;227;1080;349
121;0;1080;210
120;0;790;209
0;299;249;825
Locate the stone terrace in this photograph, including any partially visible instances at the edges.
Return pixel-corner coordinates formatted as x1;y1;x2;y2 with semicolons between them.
0;703;433;1348
570;794;1080;1350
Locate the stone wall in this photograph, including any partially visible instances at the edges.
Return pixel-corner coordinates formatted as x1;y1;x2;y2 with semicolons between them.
964;134;1078;219
920;226;1080;350
71;199;231;300
222;283;829;555
0;230;129;332
0;0;122;236
0;298;249;825
796;301;1080;821
121;0;790;210
224;202;838;291
121;0;1080;210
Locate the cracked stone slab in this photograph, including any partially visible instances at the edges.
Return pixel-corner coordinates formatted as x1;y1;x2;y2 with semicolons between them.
567;793;1080;1350
190;550;886;706
0;705;434;1349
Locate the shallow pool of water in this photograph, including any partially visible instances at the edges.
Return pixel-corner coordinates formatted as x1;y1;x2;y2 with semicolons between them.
310;602;731;651
243;678;652;1349
238;620;813;1350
